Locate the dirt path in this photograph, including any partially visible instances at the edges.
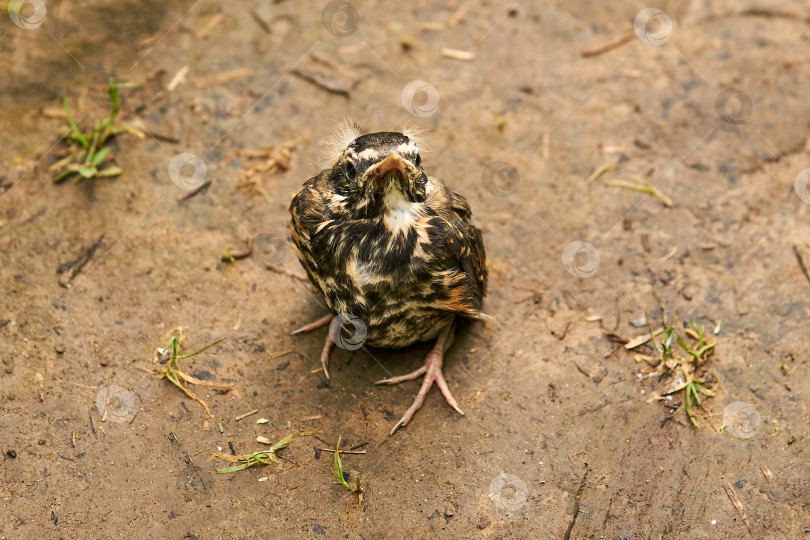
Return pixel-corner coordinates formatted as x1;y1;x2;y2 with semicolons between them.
2;1;809;538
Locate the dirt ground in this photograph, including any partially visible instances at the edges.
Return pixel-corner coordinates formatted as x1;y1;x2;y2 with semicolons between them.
2;0;809;538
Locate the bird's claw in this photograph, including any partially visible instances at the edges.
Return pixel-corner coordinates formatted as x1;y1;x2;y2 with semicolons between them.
374;365;427;386
290;313;335;335
384;348;463;435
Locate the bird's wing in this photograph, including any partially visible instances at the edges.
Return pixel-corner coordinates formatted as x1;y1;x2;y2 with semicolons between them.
288;173;334;294
425;186;488;317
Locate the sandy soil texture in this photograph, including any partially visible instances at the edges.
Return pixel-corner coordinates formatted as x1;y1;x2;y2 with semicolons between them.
2;0;809;538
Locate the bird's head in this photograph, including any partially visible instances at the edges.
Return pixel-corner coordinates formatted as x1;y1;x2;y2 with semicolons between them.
326;131;428;218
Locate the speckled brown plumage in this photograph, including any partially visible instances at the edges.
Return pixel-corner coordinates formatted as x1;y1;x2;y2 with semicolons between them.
288;129;487;433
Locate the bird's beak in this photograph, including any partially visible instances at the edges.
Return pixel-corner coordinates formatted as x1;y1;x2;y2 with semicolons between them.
375;153;407;179
360;153;415;192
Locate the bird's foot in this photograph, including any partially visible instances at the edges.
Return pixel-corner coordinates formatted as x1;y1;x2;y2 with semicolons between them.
319;333;335;380
376;340;464;436
291;314;335;379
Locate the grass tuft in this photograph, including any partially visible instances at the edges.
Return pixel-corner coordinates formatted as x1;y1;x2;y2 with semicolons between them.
136;334;230;418
650;313;717;428
52;80;143;183
213;432;317;474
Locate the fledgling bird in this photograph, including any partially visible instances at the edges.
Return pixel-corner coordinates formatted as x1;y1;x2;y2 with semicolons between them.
288;125;487;434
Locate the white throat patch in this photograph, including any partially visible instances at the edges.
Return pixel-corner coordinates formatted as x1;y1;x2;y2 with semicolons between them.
383;186;422;236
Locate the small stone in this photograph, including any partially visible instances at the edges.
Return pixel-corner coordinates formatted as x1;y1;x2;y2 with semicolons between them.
193;370;216;381
629;313;648;328
633;138;651;149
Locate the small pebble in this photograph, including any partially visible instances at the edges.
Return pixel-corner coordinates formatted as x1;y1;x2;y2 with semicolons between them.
629;313;648;328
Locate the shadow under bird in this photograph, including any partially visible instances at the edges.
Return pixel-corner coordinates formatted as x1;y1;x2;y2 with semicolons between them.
288;126;488;434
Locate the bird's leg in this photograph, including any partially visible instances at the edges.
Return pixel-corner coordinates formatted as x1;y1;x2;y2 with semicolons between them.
291;314;336;379
319;332;335;380
290;313;334;335
375;318;463;435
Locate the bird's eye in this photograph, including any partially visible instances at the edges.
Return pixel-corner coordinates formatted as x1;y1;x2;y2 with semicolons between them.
344;162;356;178
415;154;422;167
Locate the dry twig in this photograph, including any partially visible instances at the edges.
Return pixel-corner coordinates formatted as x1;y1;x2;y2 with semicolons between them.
723;482;753;533
581;30;635;58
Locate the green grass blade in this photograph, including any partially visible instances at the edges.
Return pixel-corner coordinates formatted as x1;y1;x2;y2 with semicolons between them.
107;84;121;120
691;384;702;406
685;384;699;428
77;166;98;179
176;337;225;358
216;463;253;474
157;336;176;356
53;166;81;183
676;335;691;354
91;146;110;166
334;436;344;476
62;97;88;148
333;436;352;490
272;434;299;453
85;129;101;165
